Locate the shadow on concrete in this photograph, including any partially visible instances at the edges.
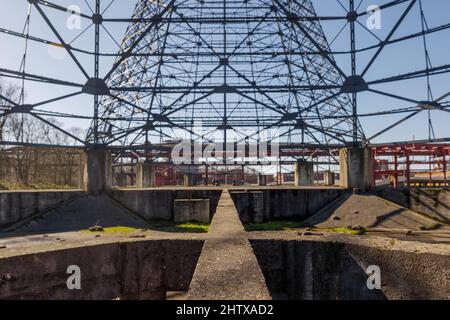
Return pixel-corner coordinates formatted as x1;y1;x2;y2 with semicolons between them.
298;192;352;228
0;239;204;300
230;188;346;224
297;193;448;231
250;240;387;300
0;195;150;237
410;189;450;223
368;207;445;231
374;188;450;224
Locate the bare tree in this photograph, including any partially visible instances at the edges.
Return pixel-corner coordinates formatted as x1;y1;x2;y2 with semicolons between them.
1;79;86;188
0;81;20;142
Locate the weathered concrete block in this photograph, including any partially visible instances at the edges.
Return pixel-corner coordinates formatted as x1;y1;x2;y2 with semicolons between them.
339;147;373;190
184;174;194;187
82;149;112;195
257;174;267;186
174;199;210;223
295;161;314;186
136;162;156;188
324;171;335;186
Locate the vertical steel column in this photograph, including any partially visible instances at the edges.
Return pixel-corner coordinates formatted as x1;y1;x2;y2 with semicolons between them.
93;0;101;146
349;0;358;145
222;0;227;162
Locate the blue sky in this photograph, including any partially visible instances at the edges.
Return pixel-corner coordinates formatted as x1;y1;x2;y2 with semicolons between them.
0;0;449;143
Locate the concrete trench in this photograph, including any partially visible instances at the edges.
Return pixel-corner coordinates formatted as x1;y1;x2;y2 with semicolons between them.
251;240;450;300
1;236;449;300
0;187;449;300
229;188;345;223
0;240;203;300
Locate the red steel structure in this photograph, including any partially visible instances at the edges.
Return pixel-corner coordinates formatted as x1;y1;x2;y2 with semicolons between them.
373;144;450;188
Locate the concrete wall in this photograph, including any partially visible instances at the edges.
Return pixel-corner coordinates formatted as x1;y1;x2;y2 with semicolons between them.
294;161;314;186
110;189;222;221
174;199;210;223
0;191;83;229
251;240;450;300
230;188;345;223
0;240;203;300
374;188;450;223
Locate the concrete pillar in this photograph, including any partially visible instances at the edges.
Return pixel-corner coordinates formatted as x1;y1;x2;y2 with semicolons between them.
339;147;373;191
115;172;128;187
82;149;112;195
184;174;194;187
257;174;267;186
324;171;335;186
294;161;314;186
204;165;209;185
136;162;156;188
78;152;87;190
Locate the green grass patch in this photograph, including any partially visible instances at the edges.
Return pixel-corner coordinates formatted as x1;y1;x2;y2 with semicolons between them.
245;220;303;231
0;180;75;191
81;221;210;234
244;221;367;235
148;220;210;233
323;227;366;235
81;226;139;234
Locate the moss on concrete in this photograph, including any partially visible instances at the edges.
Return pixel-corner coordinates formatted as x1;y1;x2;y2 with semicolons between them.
81;226;139;234
81;221;210;234
245;220;303;231
148;221;209;233
244;221;366;235
323;227;366;235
